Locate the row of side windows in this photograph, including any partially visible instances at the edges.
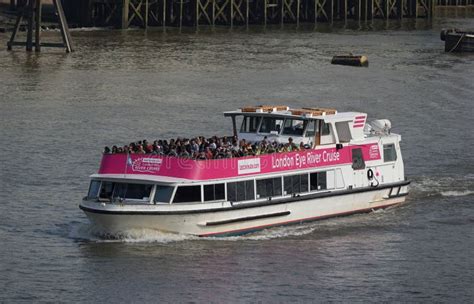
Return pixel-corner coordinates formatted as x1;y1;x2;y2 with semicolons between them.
90;171;332;205
172;171;329;203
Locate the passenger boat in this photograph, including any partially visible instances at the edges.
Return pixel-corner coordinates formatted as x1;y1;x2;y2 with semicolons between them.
440;28;474;52
80;105;409;237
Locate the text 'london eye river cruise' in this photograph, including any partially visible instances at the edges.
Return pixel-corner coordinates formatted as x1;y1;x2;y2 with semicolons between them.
80;105;410;237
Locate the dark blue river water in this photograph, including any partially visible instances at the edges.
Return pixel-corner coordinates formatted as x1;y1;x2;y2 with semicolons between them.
1;12;473;302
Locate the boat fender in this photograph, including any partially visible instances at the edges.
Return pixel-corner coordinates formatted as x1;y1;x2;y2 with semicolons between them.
367;169;374;181
440;29;447;41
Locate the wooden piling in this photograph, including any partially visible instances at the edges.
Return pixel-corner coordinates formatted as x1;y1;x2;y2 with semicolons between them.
35;0;41;51
26;0;34;51
122;0;129;29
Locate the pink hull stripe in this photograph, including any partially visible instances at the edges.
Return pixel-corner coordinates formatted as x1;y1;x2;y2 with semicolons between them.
199;201;401;236
354;119;365;124
98;143;381;181
355;115;366;120
353;124;365;128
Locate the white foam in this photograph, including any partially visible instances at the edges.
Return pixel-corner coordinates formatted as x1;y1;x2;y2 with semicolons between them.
410;175;473;198
440;190;474;197
108;228;198;243
212;224;319;241
67;222;197;243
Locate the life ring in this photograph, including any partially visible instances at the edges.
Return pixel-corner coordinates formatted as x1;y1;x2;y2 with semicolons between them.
367;169;374;180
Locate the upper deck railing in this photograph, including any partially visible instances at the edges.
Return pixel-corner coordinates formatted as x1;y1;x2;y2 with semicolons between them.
97;143;381;181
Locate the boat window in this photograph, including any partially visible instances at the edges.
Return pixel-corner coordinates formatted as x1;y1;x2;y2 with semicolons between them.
256;177;282;198
126;184;153;199
284;174;309;195
227;180;254;202
99;181;114;200
321;122;331;135
259;117;283;134
87;180;101;199
335;122;352;142
240;116;261;133
351;148;366;170
310;172;327;191
112;183;153;200
113;183;127;198
173;185;202;203
383;144;397;162
282;119;306;136
154;185;175;203
204;183;225;201
305;120;317;138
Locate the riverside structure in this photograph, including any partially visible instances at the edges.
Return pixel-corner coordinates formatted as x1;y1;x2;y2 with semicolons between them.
57;0;474;28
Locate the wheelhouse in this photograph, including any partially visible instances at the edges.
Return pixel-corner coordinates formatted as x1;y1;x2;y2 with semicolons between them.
224;105;365;147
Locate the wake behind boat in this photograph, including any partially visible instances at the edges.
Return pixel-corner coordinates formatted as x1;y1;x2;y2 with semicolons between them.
80;105;409;237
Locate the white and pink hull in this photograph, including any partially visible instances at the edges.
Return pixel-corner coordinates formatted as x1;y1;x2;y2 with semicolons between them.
81;179;409;237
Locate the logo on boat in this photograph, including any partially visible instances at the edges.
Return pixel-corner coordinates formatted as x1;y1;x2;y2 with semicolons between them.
132;157;163;173
369;145;380;159
238;158;261;175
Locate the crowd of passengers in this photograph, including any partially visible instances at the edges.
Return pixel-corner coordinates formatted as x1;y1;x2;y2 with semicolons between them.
103;136;311;160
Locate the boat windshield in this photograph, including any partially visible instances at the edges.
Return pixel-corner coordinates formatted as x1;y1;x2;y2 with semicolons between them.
97;181;153;202
154;185;174;203
240;116;261;133
259;117;283;134
282;119;306;136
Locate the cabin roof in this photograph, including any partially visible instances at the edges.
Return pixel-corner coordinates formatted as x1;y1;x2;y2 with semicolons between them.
223;105;365;122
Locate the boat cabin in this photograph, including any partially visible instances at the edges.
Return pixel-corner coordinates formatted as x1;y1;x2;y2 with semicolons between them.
224;105;367;147
86;168;337;206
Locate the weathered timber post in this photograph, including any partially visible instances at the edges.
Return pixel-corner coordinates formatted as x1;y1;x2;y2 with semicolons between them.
330;0;334;23
163;0;166;27
231;0;234;27
35;0;41;51
122;0;130;28
297;0;300;26
264;0;267;25
26;0;34;51
246;0;249;26
180;0;183;28
145;0;149;28
344;0;347;22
